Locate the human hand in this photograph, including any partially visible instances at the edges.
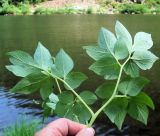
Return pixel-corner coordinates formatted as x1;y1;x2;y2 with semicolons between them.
35;118;95;136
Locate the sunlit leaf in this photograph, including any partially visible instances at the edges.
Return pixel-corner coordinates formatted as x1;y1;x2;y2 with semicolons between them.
55;49;74;77
115;21;132;53
98;27;116;53
34;42;53;70
133;32;153;51
83;46;112;60
114;38;129;60
6;65;39;77
132;50;158;70
11;72;49;94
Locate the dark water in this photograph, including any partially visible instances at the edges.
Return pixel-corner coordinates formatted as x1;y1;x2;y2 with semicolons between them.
0;15;160;135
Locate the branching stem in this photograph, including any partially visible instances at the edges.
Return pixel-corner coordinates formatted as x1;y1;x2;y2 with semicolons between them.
88;55;131;127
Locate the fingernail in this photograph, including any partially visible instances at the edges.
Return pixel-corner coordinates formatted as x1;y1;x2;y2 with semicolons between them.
86;128;95;135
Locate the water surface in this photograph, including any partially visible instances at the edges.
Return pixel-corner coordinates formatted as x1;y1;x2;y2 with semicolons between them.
0;15;160;135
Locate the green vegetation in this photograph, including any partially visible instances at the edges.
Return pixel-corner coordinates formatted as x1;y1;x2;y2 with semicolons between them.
6;21;158;130
3;119;41;136
0;0;160;15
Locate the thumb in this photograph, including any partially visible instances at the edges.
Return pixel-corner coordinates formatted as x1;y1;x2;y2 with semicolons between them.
76;128;95;136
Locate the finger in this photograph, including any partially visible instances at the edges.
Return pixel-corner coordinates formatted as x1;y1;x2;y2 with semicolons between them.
35;118;85;136
76;128;95;136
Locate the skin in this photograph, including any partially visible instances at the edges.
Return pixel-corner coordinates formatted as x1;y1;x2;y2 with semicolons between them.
35;118;95;136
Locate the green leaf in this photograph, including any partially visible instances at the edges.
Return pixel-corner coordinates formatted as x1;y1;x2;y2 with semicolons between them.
6;65;39;77
64;72;88;90
55;49;74;77
11;72;48;94
115;21;132;53
118;77;149;96
89;56;120;80
49;93;59;103
98;27;116;53
40;78;54;100
58;91;74;104
34;42;53;70
95;83;114;99
132;50;158;70
104;98;128;129
46;93;59;110
79;91;97;105
83;46;112;61
132;92;155;110
55;102;72;117
7;50;38;68
124;60;139;77
128;102;148;125
114;38;129;60
133;32;153;51
73;102;92;123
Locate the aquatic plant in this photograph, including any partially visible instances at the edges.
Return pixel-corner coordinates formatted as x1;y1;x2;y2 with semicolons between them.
6;21;158;130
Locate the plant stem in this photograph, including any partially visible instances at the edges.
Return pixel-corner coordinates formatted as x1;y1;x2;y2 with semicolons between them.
58;78;95;116
55;79;62;93
88;55;131;127
48;72;94;117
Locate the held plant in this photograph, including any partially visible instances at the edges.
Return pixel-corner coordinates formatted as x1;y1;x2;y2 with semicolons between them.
6;21;158;130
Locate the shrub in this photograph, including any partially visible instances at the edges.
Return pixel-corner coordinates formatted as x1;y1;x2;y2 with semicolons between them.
0;3;21;15
119;4;150;14
18;2;30;14
34;7;55;15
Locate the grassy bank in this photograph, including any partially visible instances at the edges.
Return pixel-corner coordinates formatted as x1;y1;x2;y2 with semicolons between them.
0;0;160;15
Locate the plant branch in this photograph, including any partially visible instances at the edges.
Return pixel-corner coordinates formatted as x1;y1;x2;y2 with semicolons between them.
55;79;62;93
48;72;94;117
88;55;131;127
